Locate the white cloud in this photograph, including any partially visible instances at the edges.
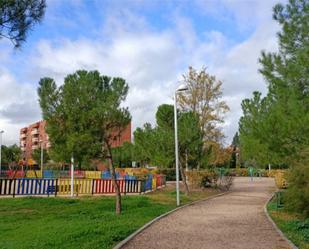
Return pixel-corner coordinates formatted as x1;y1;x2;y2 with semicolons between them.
0;69;41;145
0;1;281;145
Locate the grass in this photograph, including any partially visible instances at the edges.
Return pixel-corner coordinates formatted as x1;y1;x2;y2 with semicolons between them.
267;198;309;249
0;185;219;249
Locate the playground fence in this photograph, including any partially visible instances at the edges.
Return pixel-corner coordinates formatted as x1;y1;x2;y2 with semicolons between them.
0;175;166;197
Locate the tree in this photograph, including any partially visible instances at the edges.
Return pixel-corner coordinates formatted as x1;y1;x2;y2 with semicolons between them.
239;0;309;216
112;142;134;168
1;144;21;166
38;70;131;214
0;0;46;47
178;66;229;143
32;148;50;165
231;132;239;147
134;104;205;195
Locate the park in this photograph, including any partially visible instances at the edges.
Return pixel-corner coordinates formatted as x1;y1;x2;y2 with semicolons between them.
0;0;308;249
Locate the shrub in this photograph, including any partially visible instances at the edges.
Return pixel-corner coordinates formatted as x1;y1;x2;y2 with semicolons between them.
284;163;309;218
274;170;288;189
186;170;233;190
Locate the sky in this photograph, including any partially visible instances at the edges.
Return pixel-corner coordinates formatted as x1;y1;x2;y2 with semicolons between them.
0;0;283;146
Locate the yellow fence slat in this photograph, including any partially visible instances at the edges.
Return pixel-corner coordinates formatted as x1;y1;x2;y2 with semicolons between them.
84;171;101;179
152;178;156;190
25;170;42;178
58;179;93;195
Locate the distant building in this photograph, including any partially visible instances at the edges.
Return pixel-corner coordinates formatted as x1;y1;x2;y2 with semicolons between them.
20;120;49;160
20;120;131;160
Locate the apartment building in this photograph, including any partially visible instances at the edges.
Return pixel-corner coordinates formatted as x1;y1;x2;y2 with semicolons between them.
20;121;131;160
20;120;50;160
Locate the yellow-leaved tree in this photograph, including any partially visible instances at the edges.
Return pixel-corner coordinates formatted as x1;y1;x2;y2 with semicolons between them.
178;67;230;168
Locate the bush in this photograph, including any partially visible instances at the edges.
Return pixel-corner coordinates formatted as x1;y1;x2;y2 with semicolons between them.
186;169;233;190
157;168;179;181
274;170;288;189
284;163;309;218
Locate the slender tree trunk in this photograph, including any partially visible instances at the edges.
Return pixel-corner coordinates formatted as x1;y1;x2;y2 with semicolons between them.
106;144;122;214
180;163;189;195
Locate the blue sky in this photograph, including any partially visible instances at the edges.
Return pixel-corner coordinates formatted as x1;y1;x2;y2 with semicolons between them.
0;0;283;145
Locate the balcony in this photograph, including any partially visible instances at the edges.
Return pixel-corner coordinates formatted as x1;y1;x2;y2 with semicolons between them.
31;129;39;135
20;133;27;139
21;127;28;132
21;147;26;151
32;145;39;150
46;142;51;148
32;137;39;143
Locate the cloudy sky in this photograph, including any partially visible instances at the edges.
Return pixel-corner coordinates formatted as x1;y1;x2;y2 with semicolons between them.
0;0;283;146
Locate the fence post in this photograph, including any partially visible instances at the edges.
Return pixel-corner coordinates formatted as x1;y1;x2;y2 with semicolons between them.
12;179;16;198
91;179;94;195
55;179;58;197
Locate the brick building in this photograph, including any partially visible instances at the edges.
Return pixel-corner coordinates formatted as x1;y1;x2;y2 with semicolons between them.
20;121;131;160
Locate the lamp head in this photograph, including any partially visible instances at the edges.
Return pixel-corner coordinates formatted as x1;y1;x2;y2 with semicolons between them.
176;83;189;92
0;130;4;134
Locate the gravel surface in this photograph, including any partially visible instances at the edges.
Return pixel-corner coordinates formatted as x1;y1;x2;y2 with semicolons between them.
122;177;291;249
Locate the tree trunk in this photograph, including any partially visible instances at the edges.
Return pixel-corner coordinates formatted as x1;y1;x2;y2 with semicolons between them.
106;144;122;214
180;163;189;195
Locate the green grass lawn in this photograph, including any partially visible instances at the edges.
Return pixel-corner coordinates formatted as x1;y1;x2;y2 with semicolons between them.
267;199;309;249
0;185;218;249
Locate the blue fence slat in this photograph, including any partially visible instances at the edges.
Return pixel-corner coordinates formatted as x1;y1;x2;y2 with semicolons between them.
102;171;111;179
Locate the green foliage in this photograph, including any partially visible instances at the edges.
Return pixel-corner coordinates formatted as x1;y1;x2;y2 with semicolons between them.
231;132;239;147
1;144;21;165
239;0;309;216
112;142;134;167
133;104;205;169
285;163;309;217
0;0;46;47
37;70;131;168
32;148;50;165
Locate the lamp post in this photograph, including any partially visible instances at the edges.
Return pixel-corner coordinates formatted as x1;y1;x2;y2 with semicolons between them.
174;84;188;206
71;155;74;197
0;130;4;176
40;140;44;178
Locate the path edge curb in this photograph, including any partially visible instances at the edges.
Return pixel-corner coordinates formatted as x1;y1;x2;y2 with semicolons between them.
113;191;229;249
264;193;298;249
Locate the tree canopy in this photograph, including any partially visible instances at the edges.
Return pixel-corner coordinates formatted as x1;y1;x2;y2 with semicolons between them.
0;0;46;47
0;144;21;166
238;0;309;216
38;70;131;214
37;70;131;167
178;67;229;143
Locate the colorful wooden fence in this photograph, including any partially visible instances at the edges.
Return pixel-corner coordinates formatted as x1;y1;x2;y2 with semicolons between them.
0;176;166;197
0;179;57;196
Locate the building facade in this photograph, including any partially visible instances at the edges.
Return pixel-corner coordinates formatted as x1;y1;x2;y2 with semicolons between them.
20;120;50;160
20;121;131;160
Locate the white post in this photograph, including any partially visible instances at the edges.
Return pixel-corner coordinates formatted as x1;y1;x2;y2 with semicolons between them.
0;131;3;175
41;140;44;178
71;155;74;197
174;92;180;206
268;163;271;174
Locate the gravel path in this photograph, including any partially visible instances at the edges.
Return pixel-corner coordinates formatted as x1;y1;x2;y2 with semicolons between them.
122;177;291;249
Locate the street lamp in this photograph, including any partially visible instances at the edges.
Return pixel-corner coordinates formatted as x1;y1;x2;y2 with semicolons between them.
40;140;44;178
71;155;74;197
174;83;188;206
0;130;4;176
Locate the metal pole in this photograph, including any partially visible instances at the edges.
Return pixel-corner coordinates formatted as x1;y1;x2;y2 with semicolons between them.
0;131;4;176
174;92;180;206
41;140;43;178
71;155;74;197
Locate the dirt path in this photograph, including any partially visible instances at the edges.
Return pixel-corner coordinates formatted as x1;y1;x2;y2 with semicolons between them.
122;177;291;249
